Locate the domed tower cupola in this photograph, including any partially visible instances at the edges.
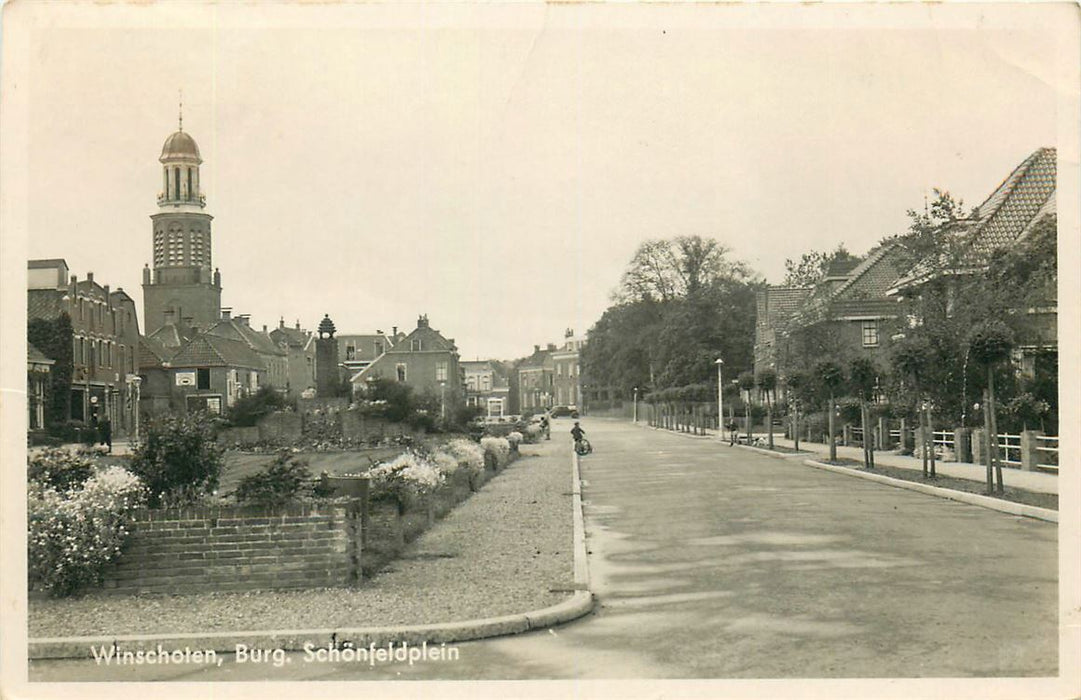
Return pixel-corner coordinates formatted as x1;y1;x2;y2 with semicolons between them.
158;103;205;209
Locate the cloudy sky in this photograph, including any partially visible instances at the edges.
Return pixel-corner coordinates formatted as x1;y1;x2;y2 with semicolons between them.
9;2;1074;360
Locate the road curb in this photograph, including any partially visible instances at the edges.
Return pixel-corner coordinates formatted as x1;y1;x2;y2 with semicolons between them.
29;447;596;661
802;458;1058;523
736;443;813;460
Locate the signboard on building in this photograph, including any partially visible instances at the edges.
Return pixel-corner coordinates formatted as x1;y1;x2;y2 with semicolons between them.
176;370;196;386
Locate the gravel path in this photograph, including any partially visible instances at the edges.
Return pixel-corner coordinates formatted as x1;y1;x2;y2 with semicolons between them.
29;440;574;637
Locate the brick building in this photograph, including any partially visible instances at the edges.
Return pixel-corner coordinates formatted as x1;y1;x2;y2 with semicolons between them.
28;259;141;433
551;329;585;409
350;315;463;409
517;344;555;412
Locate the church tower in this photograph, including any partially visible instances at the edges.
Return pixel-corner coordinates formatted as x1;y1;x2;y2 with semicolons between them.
142;107;221;335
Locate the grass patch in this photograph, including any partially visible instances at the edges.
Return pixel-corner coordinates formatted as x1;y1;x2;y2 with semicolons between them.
818;458;1057;511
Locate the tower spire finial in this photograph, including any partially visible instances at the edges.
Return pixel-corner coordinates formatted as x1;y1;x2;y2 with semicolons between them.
178;89;183;131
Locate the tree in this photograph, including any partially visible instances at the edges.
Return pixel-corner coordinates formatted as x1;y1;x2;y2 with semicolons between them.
968;320;1014;495
737;371;756;442
848;357;878;469
781;244;856;287
784;370;814;452
616;235;752;304
814;360;844;462
756;369;778;450
27;313;74;431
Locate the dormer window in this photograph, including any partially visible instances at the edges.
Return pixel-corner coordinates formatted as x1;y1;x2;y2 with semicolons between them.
411;339;423;352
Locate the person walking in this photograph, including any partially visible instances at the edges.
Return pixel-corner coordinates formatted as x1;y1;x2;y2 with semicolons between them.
99;415;113;453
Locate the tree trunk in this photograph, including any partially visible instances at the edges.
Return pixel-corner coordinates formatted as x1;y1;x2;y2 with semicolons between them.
989;368;1003;493
793;402;800;452
927;403;936;478
745;396;751;444
828;393;837;462
983;386;994;494
860;400;870;469
919;403;928;478
766;392;774;450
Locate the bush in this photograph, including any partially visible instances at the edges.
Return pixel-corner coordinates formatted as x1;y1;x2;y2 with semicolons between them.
225;386;288;427
507;431;523;452
441;439;485;487
129;414;225;508
28;465;146;597
367;450;445;513
480;436;512;469
27;448;96;493
234;451;313;507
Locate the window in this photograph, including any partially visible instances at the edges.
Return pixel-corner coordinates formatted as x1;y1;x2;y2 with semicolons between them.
374;342;384;356
197;368;211;390
345;343;356;361
436;361;448;382
411;339;423;352
174;167;180;200
396;363;407;382
861;320;879;348
187;168;193;200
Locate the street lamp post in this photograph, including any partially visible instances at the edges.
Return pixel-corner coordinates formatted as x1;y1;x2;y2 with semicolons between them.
439;381;446;422
131;375;142;445
714;358;724;440
633;386;639;423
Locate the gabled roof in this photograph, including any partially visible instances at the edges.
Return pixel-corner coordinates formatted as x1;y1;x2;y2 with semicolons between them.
28;342;55;365
147;323;192;349
27;289;64;321
789;244;905;326
891;148;1056;293
270;324;311;349
207;318;286;357
386;325;457;354
139;335;173;368
966;147;1056;261
756;287;812;332
169;334;267;370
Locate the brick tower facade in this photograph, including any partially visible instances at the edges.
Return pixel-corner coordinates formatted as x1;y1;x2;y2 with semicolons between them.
142;110;222;335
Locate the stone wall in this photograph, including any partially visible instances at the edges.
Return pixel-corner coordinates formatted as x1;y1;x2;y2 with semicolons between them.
102;502;360;595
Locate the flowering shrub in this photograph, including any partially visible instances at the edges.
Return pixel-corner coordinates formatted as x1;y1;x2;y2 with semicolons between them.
129;414;225;507
480;436;512;469
524;424;543;443
506;432;523;452
441;439;486;488
28;465;146;597
429;450;459;476
367;450;445;513
27;448;96;493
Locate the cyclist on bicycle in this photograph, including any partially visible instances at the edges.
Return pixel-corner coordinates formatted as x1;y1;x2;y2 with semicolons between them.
571;422;591;455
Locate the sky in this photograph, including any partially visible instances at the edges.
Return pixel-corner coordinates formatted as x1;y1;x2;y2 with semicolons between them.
11;3;1072;361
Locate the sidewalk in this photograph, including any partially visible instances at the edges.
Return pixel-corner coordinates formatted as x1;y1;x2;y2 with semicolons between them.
769;436;1058;495
29;439;592;659
628;421;1057;495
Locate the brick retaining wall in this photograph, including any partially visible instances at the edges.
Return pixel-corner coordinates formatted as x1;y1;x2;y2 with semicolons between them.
102;502;361;595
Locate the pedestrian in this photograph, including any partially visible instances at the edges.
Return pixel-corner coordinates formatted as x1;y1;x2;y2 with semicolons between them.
540;415;551;440
99;415;112;453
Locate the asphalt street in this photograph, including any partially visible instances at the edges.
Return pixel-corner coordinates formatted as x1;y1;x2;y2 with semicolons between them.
28;417;1058;682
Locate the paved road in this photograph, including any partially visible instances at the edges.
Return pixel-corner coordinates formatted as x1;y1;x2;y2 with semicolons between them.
29;417;1058;682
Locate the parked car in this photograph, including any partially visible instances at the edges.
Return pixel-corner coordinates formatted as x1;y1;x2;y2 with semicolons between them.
550;406;572;418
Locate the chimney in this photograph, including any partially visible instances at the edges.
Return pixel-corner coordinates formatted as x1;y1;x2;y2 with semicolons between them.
547;343;556;352
237;314;250;327
263;324;268;333
103;285;110;298
279;317;285;329
565;328;574;338
142;265;151;285
534;344;540;353
86;271;94;283
393;326;398;337
295;319;300;330
70;274;77;296
222;308;232;320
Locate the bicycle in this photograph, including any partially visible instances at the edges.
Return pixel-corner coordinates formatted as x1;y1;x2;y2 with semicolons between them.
574;437;592;456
